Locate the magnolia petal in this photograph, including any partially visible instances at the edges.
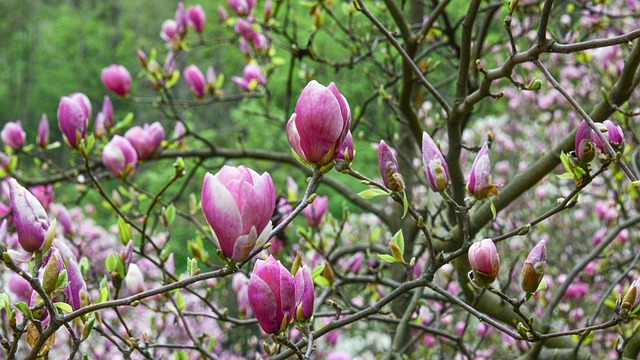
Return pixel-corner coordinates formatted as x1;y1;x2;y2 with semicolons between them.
294;81;344;163
201;173;242;258
241;172;275;235
248;275;279;333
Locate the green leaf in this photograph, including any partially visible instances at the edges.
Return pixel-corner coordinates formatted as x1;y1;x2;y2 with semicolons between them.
174;351;188;360
95;277;110;304
176;291;185;311
164;204;176;226
105;253;116;272
313;275;330;287
165;70;180;89
604;298;617;309
55;270;69;291
271;57;286;65
631;180;640;187
357;188;389;199
377;254;398;263
402;191;408;218
392;230;404;256
0;293;10;314
117;217;132;245
45;141;61;150
560;151;572;173
536;279;547;292
215;74;225;89
14;302;33;320
556;172;575;179
85;134;95;154
311;264;325;278
82;317;95;340
54;302;73;313
116;256;126;279
120;113;134;128
208;338;216;353
489;198;497;220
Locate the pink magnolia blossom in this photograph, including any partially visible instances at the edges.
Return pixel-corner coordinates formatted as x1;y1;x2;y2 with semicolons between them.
1;121;26;149
201;165;275;262
124;122;165;160
286;80;351;166
468;239;500;287
101;64;132;97
247;255;295;334
422;131;449;192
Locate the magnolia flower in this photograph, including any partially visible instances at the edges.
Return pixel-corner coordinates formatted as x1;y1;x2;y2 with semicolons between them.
1;121;26;149
575;120;595;162
286;81;351;166
378;140;404;192
521;239;546;293
102;135;138;178
187;5;206;32
9;179;50;253
37;114;49;148
422;131;449;192
294;265;314;322
101;64;132;97
124;122;165;160
57;93;90;149
302;195;328;228
247;256;295;334
201;165;275;262
468;239;500;287
184;64;207;98
228;0;256;17
467;142;498;199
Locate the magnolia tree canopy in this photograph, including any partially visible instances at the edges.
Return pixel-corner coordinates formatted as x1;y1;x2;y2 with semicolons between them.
1;0;640;359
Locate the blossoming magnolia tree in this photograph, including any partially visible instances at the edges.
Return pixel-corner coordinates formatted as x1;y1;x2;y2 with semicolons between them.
1;0;640;358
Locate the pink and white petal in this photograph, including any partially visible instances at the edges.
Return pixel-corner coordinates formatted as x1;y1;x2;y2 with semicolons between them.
202;173;242;257
231;227;258;262
255;221;272;248
294;83;344;163
278;261;296;319
241;173;276;234
215;165;242;186
286;114;306;161
248;275;279;334
225;178;253;214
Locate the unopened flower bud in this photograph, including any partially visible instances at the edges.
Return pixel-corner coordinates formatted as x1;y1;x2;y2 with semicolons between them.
102;135;138;178
136;48;148;68
302;195;328;229
42;251;61;295
37;114;49;148
228;0;256;17
101;64;132;97
286;80;350;166
248;256;295;334
378;140;404;192
335;130;355;165
468;239;500;287
620;280;640;318
187;5;206;33
1;121;26;150
9;179;50;253
183;64;207;98
575;120;595;163
217;6;229;23
467;142;498;199
57;93;90;149
521;239;546;293
294;265;314;322
422;131;449;192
